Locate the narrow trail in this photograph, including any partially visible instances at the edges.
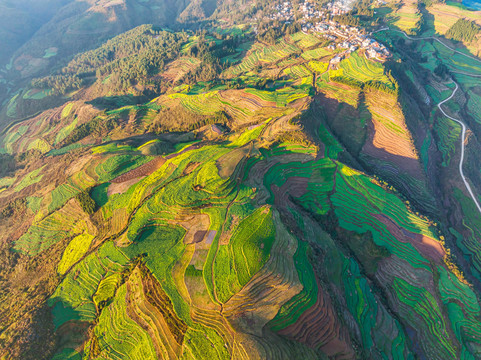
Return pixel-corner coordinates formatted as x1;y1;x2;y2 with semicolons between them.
375;27;481;215
438;82;481;215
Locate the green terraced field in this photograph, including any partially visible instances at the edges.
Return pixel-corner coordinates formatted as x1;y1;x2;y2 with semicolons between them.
94;284;158;359
467;90;481;124
243;87;308;106
57;232;95;275
214;206;276;302
3;20;481;360
95;154;153;183
301;47;332;61
169;91;225;115
49;242;129;328
336;51;394;88
269;240;318;330
290;32;322;48
14;165;46;192
1;125;28;154
225;39;300;76
434;115;461;167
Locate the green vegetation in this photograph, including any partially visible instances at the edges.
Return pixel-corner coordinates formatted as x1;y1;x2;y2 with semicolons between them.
75;190;96;215
91;183;110;207
243;87;308;106
14;166;45;192
49;242;128;328
3;11;481;360
330;52;397;93
308;60;328;73
214;206;276;302
95;154;153;183
93;284;157;359
61;116;120;147
14;207;92;256
121;225;191;323
269;240;317;330
445;19;480;43
433;115;461;167
32;25;188;95
49;182;82;212
57;232;95;275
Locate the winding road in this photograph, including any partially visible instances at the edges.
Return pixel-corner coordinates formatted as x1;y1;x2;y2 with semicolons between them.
374;27;481;65
376;27;481;215
438;82;481;214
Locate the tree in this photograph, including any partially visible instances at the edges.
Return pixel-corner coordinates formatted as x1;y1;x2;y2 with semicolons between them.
434;63;450;79
75;190;96;215
446;19;480;43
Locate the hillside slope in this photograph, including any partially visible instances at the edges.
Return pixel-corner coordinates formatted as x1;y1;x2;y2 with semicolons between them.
1;1;481;359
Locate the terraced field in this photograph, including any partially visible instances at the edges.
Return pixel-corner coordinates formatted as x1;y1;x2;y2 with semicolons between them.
434;115;461;166
3;23;481;360
467;89;481;123
388;0;423;35
426;2;481;55
27;109;473;358
301;47;331;61
363;89;418;160
336;52;394;88
224;39;301;77
290;32;322;48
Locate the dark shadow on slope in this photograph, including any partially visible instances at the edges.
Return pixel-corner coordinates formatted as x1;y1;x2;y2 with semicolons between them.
313;87;436;215
86;94;150;111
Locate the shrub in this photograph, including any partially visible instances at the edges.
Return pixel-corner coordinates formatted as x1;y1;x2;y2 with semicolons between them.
1;198;27;218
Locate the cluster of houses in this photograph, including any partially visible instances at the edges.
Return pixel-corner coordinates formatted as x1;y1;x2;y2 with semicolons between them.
326;0;353;15
263;0;391;62
268;2;295;22
299;1;323;20
314;21;391;62
267;1;324;22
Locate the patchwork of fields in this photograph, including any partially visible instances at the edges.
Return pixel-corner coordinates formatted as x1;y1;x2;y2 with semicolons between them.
1;22;481;360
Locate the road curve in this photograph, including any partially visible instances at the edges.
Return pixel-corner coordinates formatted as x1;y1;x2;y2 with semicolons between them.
438;82;481;215
375;27;481;215
375;27;481;65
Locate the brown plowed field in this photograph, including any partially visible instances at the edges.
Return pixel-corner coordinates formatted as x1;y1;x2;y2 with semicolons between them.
278;278;355;359
364;90;418;160
108;177;144;196
111;156;166;183
160;57;200;83
271;176;309;207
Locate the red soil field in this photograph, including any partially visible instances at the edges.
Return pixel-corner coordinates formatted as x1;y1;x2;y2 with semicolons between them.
373;213;445;263
111;156;166;184
278;277;355;359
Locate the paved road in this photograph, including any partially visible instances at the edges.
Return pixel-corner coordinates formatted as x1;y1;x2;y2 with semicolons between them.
376;27;481;215
374;27;481;65
438;82;481;214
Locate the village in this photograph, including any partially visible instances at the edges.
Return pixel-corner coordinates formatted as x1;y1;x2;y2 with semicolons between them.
265;0;391;62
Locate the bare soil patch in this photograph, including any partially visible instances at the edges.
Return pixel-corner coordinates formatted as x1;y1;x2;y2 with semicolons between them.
278;278;355;358
111;156;165;184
